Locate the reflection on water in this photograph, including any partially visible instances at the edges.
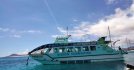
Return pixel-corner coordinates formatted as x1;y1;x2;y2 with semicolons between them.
28;61;126;70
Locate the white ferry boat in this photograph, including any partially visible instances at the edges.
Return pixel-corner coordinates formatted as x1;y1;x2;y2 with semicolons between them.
28;35;127;64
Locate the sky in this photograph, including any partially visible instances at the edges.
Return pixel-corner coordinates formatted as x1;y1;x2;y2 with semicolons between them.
0;0;133;57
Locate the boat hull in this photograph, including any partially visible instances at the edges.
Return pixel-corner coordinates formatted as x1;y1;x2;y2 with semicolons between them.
30;54;124;64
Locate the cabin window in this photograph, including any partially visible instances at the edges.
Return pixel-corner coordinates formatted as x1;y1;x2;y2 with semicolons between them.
58;48;62;53
76;60;83;64
44;48;49;53
43;48;51;53
61;48;65;52
54;48;59;53
90;46;96;51
60;61;67;64
66;48;69;52
66;47;74;52
74;47;81;52
68;61;75;64
49;48;54;54
33;50;41;54
82;46;89;51
59;48;62;53
46;48;51;53
40;49;45;54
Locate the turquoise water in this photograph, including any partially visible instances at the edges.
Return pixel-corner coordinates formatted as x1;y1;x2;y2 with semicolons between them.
0;52;134;70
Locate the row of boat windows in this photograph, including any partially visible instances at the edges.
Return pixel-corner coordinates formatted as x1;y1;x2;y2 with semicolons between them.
48;46;96;53
60;60;91;64
32;46;96;54
56;46;95;53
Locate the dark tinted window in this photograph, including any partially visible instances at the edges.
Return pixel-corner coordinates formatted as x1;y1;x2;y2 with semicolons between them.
82;46;89;51
59;48;65;53
66;47;74;52
74;47;81;52
90;46;96;51
54;48;59;53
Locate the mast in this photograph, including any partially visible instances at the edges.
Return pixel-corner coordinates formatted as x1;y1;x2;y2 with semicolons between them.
126;37;131;47
108;26;112;47
66;27;68;36
128;39;131;47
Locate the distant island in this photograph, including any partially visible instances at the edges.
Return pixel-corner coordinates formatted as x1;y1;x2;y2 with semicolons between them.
6;53;28;57
123;46;134;51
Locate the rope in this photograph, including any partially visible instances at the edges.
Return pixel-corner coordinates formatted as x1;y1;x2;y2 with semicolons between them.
26;57;29;66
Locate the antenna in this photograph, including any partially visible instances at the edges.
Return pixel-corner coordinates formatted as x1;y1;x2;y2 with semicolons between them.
108;26;112;47
66;27;68;36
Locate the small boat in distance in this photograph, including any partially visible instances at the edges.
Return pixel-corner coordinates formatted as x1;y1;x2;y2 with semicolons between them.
28;34;127;64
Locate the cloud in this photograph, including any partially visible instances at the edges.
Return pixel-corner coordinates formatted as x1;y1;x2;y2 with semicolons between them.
57;27;67;34
27;30;41;33
0;27;9;32
56;0;134;47
11;34;21;38
52;35;62;38
105;0;118;5
72;18;79;22
19;30;42;34
56;22;93;38
0;27;43;38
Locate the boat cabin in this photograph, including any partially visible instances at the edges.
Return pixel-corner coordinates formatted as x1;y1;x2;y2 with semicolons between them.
29;36;114;57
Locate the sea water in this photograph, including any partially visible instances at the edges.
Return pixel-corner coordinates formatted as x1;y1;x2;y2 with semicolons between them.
0;52;134;70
